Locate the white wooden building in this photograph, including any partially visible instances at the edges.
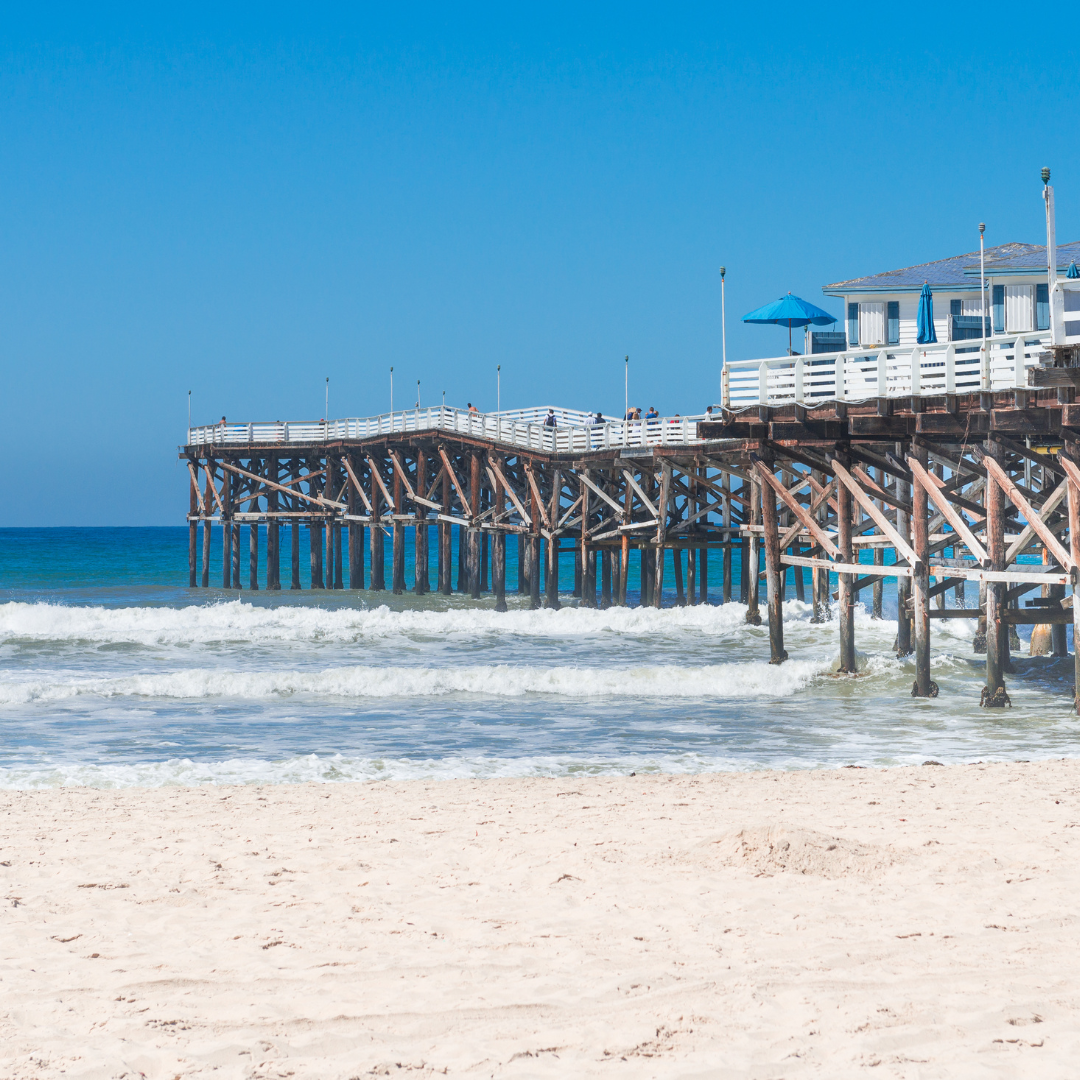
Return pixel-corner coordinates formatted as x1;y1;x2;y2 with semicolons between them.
819;240;1080;352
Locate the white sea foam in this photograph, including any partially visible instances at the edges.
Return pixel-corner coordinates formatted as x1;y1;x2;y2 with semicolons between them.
0;657;826;704
0;751;755;789
0;598;786;647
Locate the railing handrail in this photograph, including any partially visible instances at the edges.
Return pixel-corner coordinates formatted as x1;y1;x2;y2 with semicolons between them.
721;331;1054;408
185;404;711;452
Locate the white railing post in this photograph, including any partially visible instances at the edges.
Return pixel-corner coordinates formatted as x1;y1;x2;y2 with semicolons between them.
981;341;991;390
721;366;730;408
834;354;845;401
876;350;887;396
945;344;956;394
1014;337;1026;387
758;361;769;405
794;358;804;401
910;348;921;396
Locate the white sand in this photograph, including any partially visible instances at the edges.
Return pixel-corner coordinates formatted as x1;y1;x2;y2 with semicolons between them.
3;761;1080;1078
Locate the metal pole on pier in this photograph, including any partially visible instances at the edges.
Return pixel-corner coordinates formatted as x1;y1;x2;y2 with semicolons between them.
390;366;394;419
720;267;727;392
325;377;329;420
1044;167;1058;345
497;365;501;414
979;224;986;344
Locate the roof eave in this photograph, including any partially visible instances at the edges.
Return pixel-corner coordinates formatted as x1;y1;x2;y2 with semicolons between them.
822;283;981;295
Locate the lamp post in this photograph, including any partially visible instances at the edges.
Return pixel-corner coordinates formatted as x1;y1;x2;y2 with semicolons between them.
325;377;329;420
720;266;727;372
390;366;394;419
497;364;501;414
1044;167;1058;345
187;390;191;433
417;379;421;409
979;223;986;340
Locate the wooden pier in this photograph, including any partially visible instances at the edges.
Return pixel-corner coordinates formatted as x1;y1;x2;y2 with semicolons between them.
180;391;1080;711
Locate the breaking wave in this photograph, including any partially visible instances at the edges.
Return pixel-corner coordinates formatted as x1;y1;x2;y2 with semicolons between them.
0;598;783;648
0;658;825;704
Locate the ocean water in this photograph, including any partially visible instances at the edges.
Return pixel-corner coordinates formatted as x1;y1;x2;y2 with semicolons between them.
1;526;1078;789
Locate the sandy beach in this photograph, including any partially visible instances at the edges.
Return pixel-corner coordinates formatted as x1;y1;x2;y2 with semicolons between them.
2;761;1079;1078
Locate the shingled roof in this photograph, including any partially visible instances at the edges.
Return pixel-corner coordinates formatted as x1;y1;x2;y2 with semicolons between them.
822;243;1028;293
983;239;1080;271
822;241;1080;294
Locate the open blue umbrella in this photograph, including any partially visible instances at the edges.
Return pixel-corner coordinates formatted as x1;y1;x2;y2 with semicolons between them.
742;292;836;354
916;282;937;344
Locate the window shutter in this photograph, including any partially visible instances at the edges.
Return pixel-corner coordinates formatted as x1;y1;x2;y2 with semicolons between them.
1036;283;1050;331
887;301;899;344
847;303;858;347
992;285;1005;333
950;299;962;317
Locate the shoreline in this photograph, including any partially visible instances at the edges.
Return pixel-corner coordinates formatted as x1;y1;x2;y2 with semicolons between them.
3;761;1079;1076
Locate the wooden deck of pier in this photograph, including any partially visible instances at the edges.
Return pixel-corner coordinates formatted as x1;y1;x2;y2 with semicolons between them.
180;389;1080;711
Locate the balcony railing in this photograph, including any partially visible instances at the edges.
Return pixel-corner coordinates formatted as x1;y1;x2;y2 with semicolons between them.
721;332;1053;408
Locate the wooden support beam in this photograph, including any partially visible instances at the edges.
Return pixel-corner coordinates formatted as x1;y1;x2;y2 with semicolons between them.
903;453;989;565
578;471;625;518
1004;476;1068;563
621;469;659;517
975;447;1073;570
219;461;343;511
524;463;552;530
752;456;840;558
911;443;934;696
780;554;912;577
488;457;531;525
983;440;1009;703
831;456;919;566
469;453;482;599
392;467;405;595
836;447;856;674
761;458;788;664
1065;439;1080;714
365;456;396;513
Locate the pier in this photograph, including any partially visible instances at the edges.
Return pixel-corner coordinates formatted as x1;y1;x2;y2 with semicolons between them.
181;346;1080;710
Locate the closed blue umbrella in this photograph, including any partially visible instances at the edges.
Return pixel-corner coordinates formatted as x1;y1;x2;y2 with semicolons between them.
1067;262;1080;279
742;292;837;354
916;282;937;344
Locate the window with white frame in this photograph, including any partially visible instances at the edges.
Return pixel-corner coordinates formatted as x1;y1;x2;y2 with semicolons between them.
1004;285;1034;332
858;302;885;346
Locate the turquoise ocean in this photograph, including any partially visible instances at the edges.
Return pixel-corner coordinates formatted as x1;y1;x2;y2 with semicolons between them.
1;526;1077;788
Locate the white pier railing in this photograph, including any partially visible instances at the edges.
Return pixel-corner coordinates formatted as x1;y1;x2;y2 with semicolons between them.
186;405;708;454
721;332;1053;408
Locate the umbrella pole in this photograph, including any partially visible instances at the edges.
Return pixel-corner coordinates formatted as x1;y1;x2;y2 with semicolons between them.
788;320;792;355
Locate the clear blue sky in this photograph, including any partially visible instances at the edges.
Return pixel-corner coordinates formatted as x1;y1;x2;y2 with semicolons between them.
2;2;1077;525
